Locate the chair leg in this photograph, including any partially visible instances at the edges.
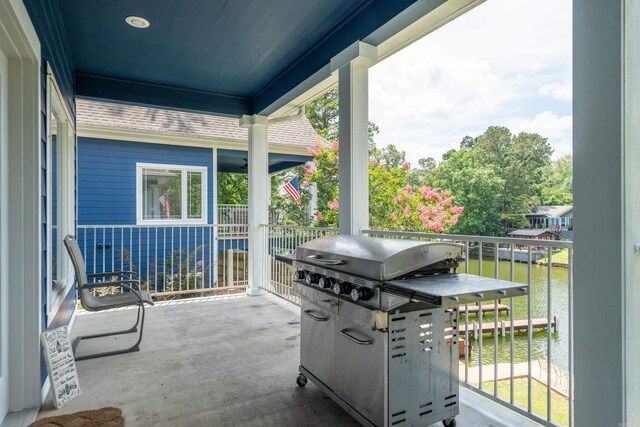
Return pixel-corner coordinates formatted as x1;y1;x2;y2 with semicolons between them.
73;305;146;361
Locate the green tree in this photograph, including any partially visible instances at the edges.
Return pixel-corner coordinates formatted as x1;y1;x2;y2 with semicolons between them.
460;135;477;150
536;154;573;205
305;87;379;144
369;143;407;169
442;148;457;161
408;157;436;188
431;149;503;236
217;173;248;204
475;126;553;221
305;89;339;141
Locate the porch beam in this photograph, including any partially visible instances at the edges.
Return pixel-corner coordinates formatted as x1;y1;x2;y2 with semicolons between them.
574;1;640;424
240;114;269;295
76;73;252;117
336;43;376;235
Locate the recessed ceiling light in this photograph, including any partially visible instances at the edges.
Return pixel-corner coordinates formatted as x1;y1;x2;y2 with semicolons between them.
125;16;150;29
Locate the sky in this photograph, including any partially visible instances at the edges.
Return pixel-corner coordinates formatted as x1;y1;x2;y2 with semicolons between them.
369;0;572;166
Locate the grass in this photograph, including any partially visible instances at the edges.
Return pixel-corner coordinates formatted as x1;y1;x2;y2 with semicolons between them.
481;378;569;426
536;248;569;266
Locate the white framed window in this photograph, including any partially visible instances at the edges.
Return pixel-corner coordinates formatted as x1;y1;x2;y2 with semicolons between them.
136;163;208;225
47;65;76;321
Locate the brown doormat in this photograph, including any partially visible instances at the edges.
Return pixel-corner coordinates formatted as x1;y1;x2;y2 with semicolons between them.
30;407;124;427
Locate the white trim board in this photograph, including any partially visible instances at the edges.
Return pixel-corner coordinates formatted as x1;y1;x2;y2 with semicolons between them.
0;0;43;417
46;66;76;324
77;124;312;156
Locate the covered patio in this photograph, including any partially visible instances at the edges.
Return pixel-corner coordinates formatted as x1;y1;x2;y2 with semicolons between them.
0;0;638;426
36;294;536;427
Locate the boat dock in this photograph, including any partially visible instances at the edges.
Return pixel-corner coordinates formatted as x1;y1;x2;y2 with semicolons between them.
458;303;510;315
459;316;557;338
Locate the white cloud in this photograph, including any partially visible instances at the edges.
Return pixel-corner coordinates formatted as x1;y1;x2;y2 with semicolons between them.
368;0;572;165
508;111;573;158
539;82;572;101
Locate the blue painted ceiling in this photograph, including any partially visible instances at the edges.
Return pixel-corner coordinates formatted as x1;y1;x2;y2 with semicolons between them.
60;1;366;94
37;0;424;116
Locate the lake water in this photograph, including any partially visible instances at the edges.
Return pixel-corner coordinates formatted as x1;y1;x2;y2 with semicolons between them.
459;259;570;371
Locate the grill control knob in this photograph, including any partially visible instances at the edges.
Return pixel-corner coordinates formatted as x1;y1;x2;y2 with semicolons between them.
351;287;373;302
305;272;317;285
318;277;335;289
293;271;306;281
333;281;352;295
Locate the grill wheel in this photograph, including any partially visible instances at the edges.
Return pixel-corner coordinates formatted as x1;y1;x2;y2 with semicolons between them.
296;373;307;387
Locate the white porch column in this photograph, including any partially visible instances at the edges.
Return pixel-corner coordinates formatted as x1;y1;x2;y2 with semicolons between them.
240;114;269;295
333;42;377;235
574;1;640;425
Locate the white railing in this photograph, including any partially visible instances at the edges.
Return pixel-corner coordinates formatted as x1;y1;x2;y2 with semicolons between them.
218;204;248;225
364;229;573;427
78;222;573;425
77;224;249;298
217;204;281;225
262;225;338;304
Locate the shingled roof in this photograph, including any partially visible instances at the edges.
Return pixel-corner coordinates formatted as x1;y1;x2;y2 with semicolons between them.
76;99;325;150
527;205;573;218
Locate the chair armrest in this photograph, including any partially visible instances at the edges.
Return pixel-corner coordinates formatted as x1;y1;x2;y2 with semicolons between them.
82;279;141;291
87;271;139;279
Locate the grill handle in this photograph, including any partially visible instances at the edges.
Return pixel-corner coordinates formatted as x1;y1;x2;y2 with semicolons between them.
306;255;345;265
340;328;373;345
303;310;329;322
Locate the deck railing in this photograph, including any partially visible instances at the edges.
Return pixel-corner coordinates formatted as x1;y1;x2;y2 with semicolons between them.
217;204;281;225
76;224;249;298
78;222;573;425
261;225;573;427
262;224;338;304
363;229;573;427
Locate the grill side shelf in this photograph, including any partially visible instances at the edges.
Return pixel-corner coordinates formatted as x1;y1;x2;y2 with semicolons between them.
384;273;528;307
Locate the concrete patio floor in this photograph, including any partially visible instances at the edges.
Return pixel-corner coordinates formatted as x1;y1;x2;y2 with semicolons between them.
37;293;540;426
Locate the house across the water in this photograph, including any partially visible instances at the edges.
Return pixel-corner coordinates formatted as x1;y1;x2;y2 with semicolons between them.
525;205;573;239
76;99;321;291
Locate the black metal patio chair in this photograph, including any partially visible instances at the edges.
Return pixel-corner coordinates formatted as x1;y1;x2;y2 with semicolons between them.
63;234;154;360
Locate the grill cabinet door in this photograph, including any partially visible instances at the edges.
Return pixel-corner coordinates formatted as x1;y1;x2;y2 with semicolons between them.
333;314;385;426
300;300;335;391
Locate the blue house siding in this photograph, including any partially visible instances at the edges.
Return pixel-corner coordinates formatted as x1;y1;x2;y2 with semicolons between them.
24;0;75;119
78;138;219;290
78;138;214;225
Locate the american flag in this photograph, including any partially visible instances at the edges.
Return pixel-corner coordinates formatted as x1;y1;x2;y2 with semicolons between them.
159;193;171;218
283;177;301;205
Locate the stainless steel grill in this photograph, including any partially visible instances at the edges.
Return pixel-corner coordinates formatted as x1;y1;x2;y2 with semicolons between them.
279;235;528;427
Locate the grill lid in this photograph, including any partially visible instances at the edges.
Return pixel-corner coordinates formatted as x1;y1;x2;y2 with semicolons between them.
295;235;463;281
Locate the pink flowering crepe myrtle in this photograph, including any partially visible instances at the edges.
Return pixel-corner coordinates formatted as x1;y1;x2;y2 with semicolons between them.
391;185;463;233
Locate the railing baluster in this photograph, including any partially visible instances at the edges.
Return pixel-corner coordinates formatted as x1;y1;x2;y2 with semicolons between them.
102;227;106;274
154;226;158;293
547;246;552;421
120;227;124;272
494;242;499;397
527;244;533;413
111;227;115;274
464;237;470;384
568;247;574;427
478;241;483;389
510;244;515;405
